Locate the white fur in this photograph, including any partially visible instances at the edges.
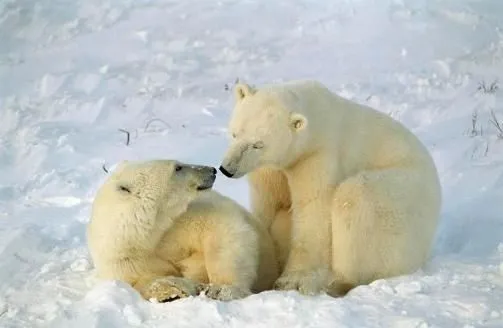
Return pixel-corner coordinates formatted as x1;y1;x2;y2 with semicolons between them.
220;80;442;296
87;159;279;302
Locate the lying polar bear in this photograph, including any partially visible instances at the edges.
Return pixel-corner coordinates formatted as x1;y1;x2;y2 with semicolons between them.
87;159;279;302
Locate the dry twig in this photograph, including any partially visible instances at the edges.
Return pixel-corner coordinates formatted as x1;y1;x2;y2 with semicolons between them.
144;118;171;132
118;128;130;146
489;110;503;138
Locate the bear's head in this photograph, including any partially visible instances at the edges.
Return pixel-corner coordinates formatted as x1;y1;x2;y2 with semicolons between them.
219;82;309;178
108;159;217;222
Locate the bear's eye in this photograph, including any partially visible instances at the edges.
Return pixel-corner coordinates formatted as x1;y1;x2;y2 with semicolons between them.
118;185;131;193
231;133;237;139
252;141;264;149
175;165;183;172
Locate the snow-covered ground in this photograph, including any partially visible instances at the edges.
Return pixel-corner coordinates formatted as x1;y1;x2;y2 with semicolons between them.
1;0;503;327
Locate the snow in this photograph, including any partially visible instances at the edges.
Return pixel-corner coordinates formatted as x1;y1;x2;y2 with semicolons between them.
1;0;503;327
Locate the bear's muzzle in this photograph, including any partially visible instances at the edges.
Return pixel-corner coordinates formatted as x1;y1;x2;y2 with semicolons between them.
219;166;234;178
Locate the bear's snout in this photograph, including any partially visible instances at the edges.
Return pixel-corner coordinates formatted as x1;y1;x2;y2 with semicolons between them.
196;169;216;191
219;166;234;178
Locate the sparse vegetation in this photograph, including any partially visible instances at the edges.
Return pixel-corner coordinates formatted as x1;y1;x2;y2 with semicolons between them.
489;110;503;139
469;110;483;137
477;80;499;94
468;79;502;159
468;109;503;159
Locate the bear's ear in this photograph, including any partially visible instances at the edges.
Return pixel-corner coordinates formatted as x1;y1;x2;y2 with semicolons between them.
290;113;308;131
234;83;256;101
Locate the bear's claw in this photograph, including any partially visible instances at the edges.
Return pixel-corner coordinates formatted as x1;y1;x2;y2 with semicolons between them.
200;284;252;301
140;276;200;303
273;270;330;296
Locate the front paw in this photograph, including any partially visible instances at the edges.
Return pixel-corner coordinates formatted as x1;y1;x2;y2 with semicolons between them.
273;270;330;296
139;276;201;303
200;284;252;301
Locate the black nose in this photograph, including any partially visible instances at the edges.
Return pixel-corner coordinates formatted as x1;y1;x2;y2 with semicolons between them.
219;166;234;178
211;167;217;175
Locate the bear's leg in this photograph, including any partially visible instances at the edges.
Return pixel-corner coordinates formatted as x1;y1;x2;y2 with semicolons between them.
201;225;259;301
330;168;440;293
127;257;201;302
269;208;292;271
199;283;251;301
248;167;291;229
273;159;334;295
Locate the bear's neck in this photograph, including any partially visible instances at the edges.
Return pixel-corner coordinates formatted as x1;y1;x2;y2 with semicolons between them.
116;211;176;255
285;150;339;186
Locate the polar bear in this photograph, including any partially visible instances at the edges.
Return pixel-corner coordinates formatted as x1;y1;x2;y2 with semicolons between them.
219;80;442;296
87;159;279;302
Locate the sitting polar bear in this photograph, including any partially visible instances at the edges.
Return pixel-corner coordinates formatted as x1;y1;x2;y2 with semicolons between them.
219;80;442;296
87;159;279;302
